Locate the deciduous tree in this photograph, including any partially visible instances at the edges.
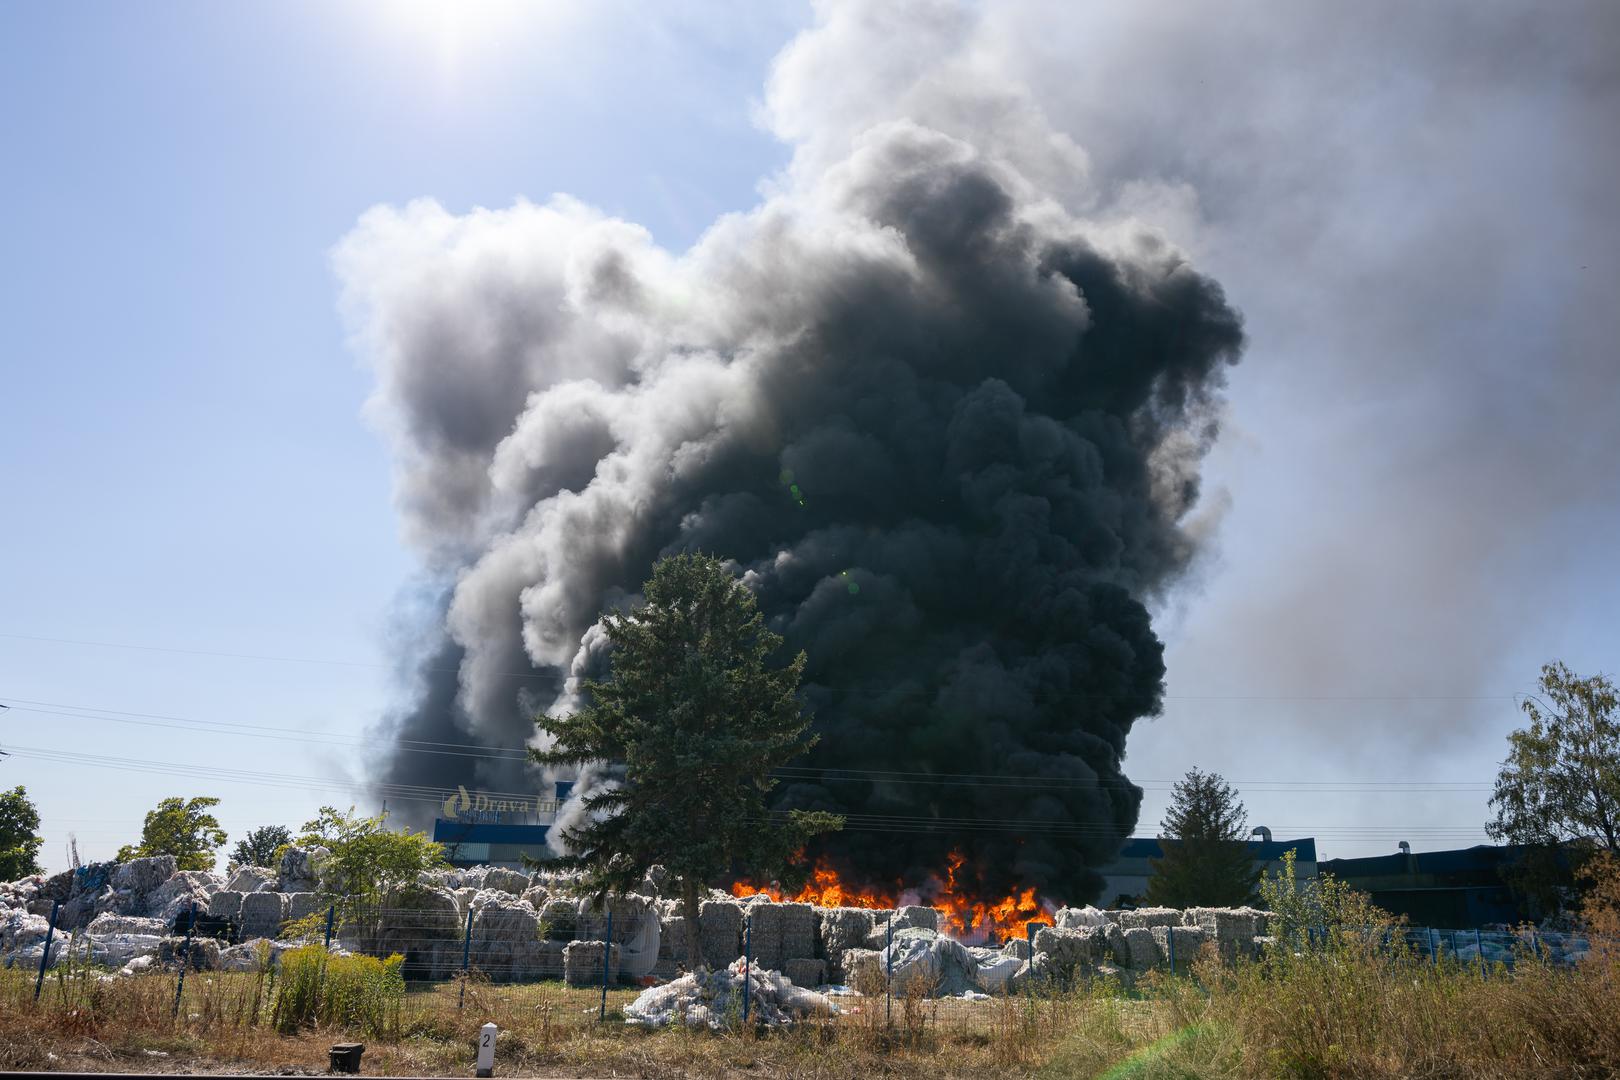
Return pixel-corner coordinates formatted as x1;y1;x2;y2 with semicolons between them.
0;786;44;880
533;553;843;970
117;796;227;871
1488;661;1619;914
230;824;293;869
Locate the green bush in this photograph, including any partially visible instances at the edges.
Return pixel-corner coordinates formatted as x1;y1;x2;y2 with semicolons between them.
270;946;404;1038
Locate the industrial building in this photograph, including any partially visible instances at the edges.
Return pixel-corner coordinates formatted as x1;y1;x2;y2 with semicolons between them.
1318;842;1569;928
1095;833;1318;908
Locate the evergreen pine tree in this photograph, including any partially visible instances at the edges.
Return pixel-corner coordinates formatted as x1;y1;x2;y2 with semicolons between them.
533;553;842;970
1145;768;1259;907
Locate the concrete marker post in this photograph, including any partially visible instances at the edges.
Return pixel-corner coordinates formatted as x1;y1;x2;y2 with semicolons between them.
476;1021;497;1077
33;899;60;1003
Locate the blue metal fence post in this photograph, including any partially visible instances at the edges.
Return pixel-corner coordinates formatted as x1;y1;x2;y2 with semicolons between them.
741;914;752;1024
458;906;474;1010
598;909;613;1022
1475;928;1485;978
33;899;60;1003
885;912;893;1028
172;900;197;1017
323;904;336;950
1427;928;1437;964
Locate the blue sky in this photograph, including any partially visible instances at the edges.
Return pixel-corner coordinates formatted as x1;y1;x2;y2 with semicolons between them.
0;1;804;867
3;1;1615;876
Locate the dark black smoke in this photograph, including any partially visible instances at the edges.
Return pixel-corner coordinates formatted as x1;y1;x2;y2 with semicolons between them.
339;13;1242;905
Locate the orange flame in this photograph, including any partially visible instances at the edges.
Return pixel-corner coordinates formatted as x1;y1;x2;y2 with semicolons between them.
731;850;1053;943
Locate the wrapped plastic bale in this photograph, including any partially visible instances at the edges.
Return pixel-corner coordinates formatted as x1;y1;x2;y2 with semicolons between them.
1054;906;1109;930
536;939;566;978
784;957;826;987
818;907;875;981
1122;927;1159;971
880;927;978;996
1002;936;1032;961
699;900;744;969
1151;925;1207;970
1119;907;1184;930
970;946;1023;993
624;957;838;1029
577;894;661;979
225;865;276;893
563;940;620;987
1185;907;1260;962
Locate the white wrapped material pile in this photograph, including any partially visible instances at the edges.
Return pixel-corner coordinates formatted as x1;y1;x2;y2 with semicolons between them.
623;957;838;1029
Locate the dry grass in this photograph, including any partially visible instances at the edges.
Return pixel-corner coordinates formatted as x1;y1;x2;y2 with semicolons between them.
2;929;1618;1077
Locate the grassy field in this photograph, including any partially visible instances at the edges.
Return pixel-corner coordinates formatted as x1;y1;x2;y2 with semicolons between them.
2;930;1618;1079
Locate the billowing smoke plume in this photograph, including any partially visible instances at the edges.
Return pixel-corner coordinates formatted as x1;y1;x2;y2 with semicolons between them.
338;1;1242;904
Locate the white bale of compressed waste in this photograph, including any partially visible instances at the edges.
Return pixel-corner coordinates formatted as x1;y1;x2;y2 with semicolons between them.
219;940;277;972
1122;927;1158;970
208;890;244;924
471;897;543;979
623;957;837;1028
1184;907;1260;961
112;856;177;898
226;866;276;893
1101;922;1130;966
895;905;939;931
780;902;817;962
88;933;164;969
1151;925;1207;969
841;947;882;986
239;891;287;939
699;900;744;969
1055;906;1109;930
818;907;875;981
563;940;620;986
745;899;785;969
276;846;325;892
87;912;167;937
1002;936;1032;961
285;892;325;923
1031;926;1101;984
482;868;529;895
1118;907;1183;929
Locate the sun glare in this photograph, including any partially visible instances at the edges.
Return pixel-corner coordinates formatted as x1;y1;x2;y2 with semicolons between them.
365;0;574;87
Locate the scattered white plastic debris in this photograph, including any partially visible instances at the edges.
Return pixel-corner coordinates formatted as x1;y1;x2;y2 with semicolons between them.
623;959;839;1029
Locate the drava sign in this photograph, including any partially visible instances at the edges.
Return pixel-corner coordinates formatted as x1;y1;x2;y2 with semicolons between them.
440;784;560;821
